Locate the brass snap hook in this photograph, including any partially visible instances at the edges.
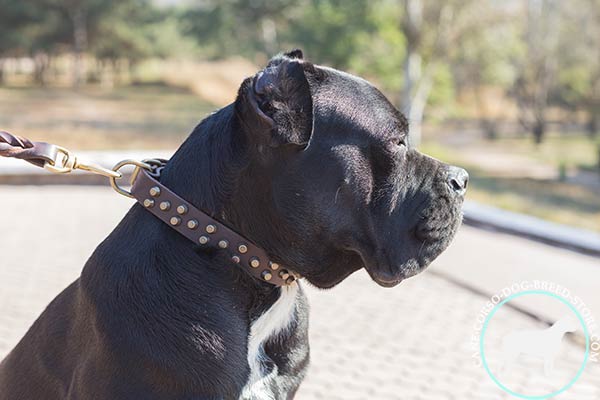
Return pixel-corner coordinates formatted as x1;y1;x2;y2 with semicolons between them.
43;146;76;174
74;159;122;179
43;145;122;179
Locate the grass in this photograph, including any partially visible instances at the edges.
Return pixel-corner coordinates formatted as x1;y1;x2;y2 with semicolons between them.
480;134;600;170
0;85;216;150
421;139;600;233
465;171;599;232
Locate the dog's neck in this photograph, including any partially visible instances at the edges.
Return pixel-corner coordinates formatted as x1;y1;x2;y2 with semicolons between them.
81;105;285;336
158;104;302;279
149;104;287;289
159;104;248;217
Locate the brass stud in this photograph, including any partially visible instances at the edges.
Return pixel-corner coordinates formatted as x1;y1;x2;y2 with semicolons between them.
286;276;296;285
187;219;199;230
238;244;248;254
261;270;273;281
218;240;229;249
269;262;280;270
143;199;155;208
249;257;260;268
149;186;161;197
170;216;181;226
176;205;188;215
198;235;209;245
159;201;171;211
279;270;290;280
231;255;241;263
206;224;217;234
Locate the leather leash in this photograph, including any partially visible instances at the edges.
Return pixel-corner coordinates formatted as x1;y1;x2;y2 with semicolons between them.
0;130;297;287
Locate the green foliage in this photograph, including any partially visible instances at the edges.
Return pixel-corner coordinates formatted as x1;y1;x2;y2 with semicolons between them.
92;3;187;61
427;63;454;107
0;0;178;61
558;65;592;106
179;0;301;59
347;1;405;95
553;0;599;114
0;0;599;132
0;0;68;55
453;21;522;88
283;0;372;68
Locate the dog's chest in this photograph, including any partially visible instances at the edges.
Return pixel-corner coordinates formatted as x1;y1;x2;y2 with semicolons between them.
239;284;298;400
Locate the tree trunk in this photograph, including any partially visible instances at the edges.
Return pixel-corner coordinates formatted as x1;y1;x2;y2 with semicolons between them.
481;119;499;140
33;53;49;86
587;110;599;138
533;119;545;144
0;59;5;85
71;5;88;87
523;0;557;144
473;85;499;140
261;18;278;56
401;49;420;110
407;68;433;147
401;0;424;146
100;59;115;89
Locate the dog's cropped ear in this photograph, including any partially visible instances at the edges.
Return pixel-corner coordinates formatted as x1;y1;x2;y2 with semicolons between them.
267;49;304;66
236;56;313;148
267;49;304;68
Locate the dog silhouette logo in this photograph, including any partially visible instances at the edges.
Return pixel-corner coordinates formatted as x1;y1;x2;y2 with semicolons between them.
498;316;578;377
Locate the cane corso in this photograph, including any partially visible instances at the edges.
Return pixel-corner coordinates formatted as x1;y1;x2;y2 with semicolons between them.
0;50;467;399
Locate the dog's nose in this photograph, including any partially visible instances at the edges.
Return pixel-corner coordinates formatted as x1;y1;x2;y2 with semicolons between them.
447;166;469;196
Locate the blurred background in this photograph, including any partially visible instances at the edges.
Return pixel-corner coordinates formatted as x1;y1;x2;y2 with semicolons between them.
0;0;599;231
1;1;600;399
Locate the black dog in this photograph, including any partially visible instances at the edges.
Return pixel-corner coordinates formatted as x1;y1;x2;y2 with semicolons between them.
0;50;467;399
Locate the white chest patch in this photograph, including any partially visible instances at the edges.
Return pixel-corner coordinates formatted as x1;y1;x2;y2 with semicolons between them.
239;283;298;400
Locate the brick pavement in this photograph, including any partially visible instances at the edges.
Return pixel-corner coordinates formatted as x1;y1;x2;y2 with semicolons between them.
0;186;598;399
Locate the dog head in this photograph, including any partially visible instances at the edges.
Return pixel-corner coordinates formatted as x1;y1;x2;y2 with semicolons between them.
232;50;467;289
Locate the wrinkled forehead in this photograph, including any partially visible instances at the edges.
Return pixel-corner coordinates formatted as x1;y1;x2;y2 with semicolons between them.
310;65;408;139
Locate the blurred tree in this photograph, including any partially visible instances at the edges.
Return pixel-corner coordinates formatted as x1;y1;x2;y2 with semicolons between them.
399;0;486;146
0;1;36;82
513;0;560;144
91;2;180;86
41;0;142;86
180;0;300;60
0;1;72;85
285;0;372;68
346;1;405;98
452;6;521;140
554;0;600;138
65;0;91;86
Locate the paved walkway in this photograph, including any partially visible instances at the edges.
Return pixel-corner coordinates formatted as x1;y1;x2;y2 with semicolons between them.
0;186;598;399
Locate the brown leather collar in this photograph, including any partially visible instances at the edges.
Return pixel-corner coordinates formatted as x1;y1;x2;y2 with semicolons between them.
0;130;295;286
131;166;298;287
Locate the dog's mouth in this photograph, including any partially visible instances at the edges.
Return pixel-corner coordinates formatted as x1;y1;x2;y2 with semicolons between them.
360;250;424;288
359;197;464;288
414;194;464;241
366;270;409;288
